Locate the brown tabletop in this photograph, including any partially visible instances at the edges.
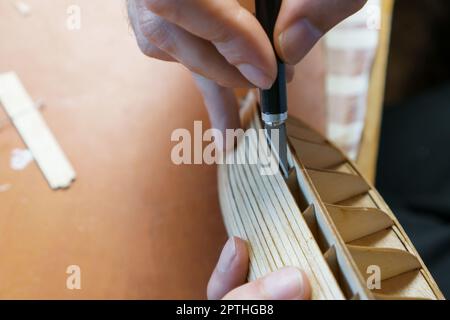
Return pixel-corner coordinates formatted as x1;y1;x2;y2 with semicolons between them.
0;0;227;299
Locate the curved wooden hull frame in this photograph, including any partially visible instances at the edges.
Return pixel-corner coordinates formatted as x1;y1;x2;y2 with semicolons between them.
218;93;444;300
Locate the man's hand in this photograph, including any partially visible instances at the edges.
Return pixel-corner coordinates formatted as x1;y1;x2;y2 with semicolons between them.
208;237;311;300
128;0;367;138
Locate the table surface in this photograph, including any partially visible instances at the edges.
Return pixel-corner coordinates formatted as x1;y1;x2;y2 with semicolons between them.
0;0;330;299
0;0;229;299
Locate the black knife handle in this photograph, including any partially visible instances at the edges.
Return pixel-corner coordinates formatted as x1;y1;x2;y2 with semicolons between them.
255;0;287;122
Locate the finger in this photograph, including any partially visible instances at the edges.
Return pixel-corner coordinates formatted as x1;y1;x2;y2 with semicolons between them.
223;267;311;300
275;0;367;64
144;0;277;89
193;74;241;151
207;237;249;300
128;0;175;61
134;1;252;88
286;65;295;83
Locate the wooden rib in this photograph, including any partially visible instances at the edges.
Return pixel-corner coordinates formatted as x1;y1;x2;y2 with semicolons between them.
348;228;406;250
290;137;346;169
286;122;326;144
347;245;421;281
347;223;440;300
329;163;358;175
324;246;339;278
349;229;406;250
338;192;378;208
286;115;309;128
307;169;371;204
303;205;330;252
373;270;437;299
325;205;394;243
303;205;318;239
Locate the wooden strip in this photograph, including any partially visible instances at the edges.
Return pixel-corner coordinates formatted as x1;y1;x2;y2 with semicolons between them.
0;72;75;189
326;74;369;96
228;162;272;276
218;157;262;278
235;162;294;269
232;161;284;271
227;168;262;278
326;205;394;243
326;29;379;50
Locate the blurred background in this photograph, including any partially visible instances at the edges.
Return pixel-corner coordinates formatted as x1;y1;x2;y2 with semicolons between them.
377;0;450;297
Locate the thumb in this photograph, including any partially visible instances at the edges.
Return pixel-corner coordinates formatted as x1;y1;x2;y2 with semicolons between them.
275;0;367;64
223;267;311;300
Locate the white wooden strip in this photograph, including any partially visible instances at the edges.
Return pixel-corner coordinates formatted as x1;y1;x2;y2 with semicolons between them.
327;121;365;148
326;74;369;96
0;72;76;189
325;29;379;50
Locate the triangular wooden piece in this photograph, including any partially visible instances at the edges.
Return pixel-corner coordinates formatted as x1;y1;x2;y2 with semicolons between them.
307;169;371;204
326;205;394;243
287;122;326;144
303;205;318;239
290;137;346;169
374;270;437;299
324;246;339;278
348;245;421;281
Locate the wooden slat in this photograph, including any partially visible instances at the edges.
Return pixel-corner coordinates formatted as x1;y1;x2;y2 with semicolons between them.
326;205;393;243
290;137;346;169
348;245;421;281
307;169;371;204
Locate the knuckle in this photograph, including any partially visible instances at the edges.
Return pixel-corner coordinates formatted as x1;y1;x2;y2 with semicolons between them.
140;17;176;54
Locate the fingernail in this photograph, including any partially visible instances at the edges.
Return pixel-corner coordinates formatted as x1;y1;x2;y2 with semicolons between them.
278;19;323;65
237;64;274;89
217;238;237;274
262;267;308;300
